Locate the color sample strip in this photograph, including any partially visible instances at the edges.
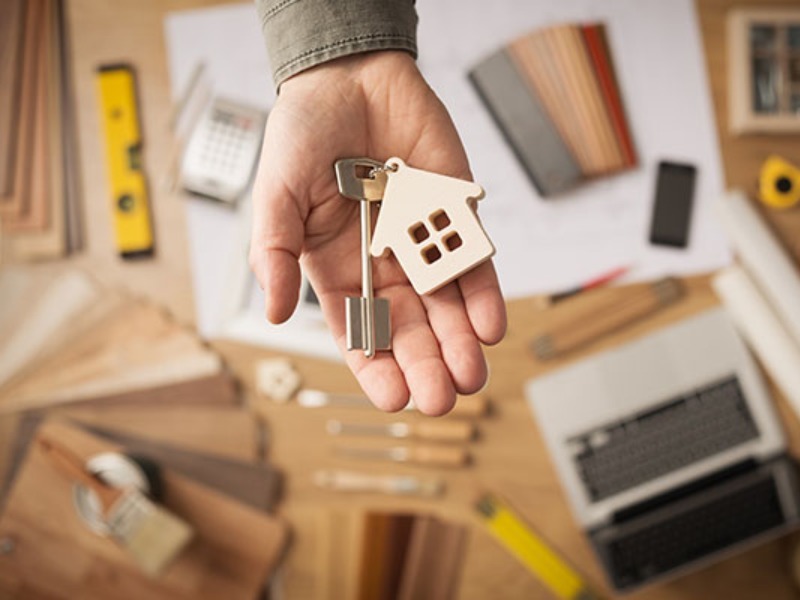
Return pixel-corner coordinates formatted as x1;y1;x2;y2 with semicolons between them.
470;49;583;196
582;24;637;167
470;21;637;196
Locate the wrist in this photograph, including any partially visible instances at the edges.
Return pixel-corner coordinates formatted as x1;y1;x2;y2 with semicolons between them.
280;50;420;98
257;0;418;87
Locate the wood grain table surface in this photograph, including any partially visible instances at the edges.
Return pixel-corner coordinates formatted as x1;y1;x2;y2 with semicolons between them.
2;0;800;598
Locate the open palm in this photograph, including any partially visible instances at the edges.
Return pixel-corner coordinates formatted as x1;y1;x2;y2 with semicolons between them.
250;51;506;415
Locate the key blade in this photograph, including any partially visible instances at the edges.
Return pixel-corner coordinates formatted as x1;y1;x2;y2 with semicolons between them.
345;296;366;350
345;297;391;353
334;158;387;201
373;298;391;350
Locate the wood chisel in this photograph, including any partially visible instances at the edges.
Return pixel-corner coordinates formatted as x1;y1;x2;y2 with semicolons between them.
335;444;470;468
327;419;476;443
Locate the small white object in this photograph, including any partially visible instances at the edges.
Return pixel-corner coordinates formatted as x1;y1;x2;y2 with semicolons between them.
256;358;302;403
371;158;495;295
589;430;611;449
180;97;265;205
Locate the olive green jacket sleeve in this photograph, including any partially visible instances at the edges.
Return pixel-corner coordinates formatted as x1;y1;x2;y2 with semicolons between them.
255;0;418;87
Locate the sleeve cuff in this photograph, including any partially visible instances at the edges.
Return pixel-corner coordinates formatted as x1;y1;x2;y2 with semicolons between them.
256;0;418;87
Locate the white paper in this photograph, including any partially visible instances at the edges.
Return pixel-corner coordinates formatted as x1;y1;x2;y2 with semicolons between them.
713;267;800;421
416;0;730;297
717;189;800;347
164;0;730;349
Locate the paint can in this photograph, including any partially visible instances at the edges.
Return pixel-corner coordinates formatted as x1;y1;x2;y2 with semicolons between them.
71;452;151;536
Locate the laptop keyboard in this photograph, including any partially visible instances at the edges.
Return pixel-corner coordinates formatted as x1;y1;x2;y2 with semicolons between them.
570;376;759;501
593;463;790;590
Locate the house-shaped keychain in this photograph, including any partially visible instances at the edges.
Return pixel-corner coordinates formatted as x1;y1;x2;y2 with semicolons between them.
371;158;495;295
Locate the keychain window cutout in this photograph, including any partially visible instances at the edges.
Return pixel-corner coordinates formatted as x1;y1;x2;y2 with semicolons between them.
413;209;464;263
443;232;463;252
371;157;496;295
409;222;430;244
430;210;451;231
423;244;442;264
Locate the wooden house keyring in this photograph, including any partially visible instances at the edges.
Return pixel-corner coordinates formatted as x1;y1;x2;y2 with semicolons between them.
371;158;495;295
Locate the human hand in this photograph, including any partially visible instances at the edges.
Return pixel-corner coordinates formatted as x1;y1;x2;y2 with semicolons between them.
249;51;506;415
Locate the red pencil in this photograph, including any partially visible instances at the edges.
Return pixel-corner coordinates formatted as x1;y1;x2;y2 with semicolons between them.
541;265;631;307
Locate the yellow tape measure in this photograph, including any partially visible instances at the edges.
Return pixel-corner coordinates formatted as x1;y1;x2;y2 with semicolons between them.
475;494;603;600
759;155;800;210
96;64;154;258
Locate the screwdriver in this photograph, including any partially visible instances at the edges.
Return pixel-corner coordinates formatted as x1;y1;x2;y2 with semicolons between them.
327;419;476;443
313;470;445;497
335;445;470;468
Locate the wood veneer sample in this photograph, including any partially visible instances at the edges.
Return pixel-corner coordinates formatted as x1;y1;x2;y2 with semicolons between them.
0;420;288;599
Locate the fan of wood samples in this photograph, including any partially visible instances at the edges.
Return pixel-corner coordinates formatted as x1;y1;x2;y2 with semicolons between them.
0;268;234;413
0;0;80;261
470;22;637;197
0;265;291;598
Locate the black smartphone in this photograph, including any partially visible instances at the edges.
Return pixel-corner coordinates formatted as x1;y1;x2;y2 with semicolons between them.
648;161;697;248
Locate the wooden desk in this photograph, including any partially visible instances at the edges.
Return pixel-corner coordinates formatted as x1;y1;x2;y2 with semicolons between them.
6;0;800;598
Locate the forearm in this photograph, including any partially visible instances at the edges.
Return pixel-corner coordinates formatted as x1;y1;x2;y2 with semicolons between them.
255;0;418;87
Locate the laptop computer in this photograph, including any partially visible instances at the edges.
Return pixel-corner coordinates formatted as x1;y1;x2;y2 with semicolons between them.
526;308;800;591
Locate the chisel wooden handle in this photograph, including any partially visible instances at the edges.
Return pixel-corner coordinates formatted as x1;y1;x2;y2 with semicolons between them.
532;278;683;360
450;395;490;418
410;420;475;442
404;445;470;468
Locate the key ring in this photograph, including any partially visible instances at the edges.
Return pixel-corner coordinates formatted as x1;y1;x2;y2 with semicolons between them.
369;161;399;179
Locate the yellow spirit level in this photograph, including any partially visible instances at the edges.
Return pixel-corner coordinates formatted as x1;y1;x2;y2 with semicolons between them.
96;64;154;258
475;494;604;600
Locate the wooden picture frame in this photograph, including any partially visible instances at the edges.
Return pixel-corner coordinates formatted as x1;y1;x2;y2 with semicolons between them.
728;8;800;134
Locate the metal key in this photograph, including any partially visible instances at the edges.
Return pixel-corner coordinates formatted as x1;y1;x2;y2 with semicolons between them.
334;158;392;358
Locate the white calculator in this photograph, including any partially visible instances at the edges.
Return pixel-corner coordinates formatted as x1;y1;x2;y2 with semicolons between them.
180;97;266;205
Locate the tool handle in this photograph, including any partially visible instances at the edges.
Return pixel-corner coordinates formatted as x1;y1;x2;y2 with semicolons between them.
533;278;683;359
406;445;470;468
314;470;380;492
450;395;490;418
410;420;475;442
38;435;122;510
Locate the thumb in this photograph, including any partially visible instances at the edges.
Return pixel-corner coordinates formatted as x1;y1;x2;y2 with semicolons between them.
249;177;305;325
